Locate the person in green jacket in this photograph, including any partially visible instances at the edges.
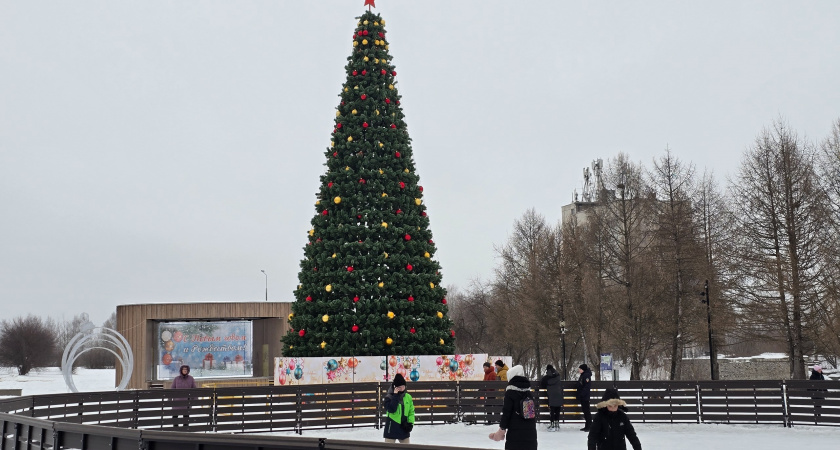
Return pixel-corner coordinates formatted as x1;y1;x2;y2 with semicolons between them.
383;373;415;444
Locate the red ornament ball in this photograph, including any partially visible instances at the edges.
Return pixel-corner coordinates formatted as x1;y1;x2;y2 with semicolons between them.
410;327;416;334
450;330;456;337
328;182;333;187
299;329;306;337
336;123;342;129
406;264;413;271
385;98;391;104
361;69;367;75
395;151;401;158
306;296;312;302
352;70;358;76
392;71;397;76
429;239;434;244
441;298;447;305
347;266;354;272
421;211;427;217
390;124;397;129
362;122;369;128
396;209;402;214
399;181;405;189
379;32;385;38
353;296;360;303
332;152;338;157
408;295;414;301
360;94;367;100
363;30;369;36
322;210;328;216
419;186;423;192
396;100;400;105
381;69;386;75
357;214;362;219
352;324;359;333
404;234;411;241
359;178;366;184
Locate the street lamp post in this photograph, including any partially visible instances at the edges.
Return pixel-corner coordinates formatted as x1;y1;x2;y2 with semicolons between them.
700;280;719;380
559;321;567;380
261;270;268;302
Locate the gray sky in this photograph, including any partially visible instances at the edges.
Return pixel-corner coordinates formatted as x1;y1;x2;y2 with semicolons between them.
2;1;838;325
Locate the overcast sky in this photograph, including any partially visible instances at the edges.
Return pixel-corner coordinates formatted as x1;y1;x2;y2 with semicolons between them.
1;1;838;325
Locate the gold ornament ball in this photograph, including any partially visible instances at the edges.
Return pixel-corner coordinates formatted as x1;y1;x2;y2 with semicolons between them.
347;136;353;142
331;253;336;258
381;192;387;197
363;56;369;61
383;252;389;258
379;143;384;148
322;314;329;323
386;337;393;345
353;41;358;47
403;360;411;369
378;281;385;288
415;198;422;205
375;110;380;116
321;341;327;349
381;222;388;228
437;311;443;319
404;168;410;173
424;252;430;258
363;20;369;25
389;84;395;90
379;168;384;174
381;20;386;25
362;39;368;45
352;109;358;115
336;111;341;117
439;338;445;345
330;141;335;147
288;313;294;321
334;196;342;204
430;282;436;289
315;200;320;206
344;87;348;92
387;311;395;319
345;166;350;171
326;284;333;292
308;229;315;236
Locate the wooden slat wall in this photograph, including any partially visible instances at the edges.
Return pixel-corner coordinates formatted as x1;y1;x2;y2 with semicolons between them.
117;302;291;390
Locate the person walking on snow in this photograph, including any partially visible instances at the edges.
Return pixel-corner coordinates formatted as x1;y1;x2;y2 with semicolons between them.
495;360;510;381
488;365;538;450
587;397;641;450
539;364;563;431
577;364;593;431
383;373;415;444
810;364;826;419
170;365;196;427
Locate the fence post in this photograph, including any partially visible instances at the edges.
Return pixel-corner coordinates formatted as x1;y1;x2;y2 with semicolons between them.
295;387;303;435
695;384;701;424
781;381;790;428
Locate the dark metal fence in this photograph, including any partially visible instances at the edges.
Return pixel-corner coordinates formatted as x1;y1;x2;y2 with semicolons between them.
1;379;837;449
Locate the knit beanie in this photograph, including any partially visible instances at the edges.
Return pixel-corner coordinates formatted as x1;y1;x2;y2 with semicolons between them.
393;373;406;387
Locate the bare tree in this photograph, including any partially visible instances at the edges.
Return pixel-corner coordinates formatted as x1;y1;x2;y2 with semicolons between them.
0;315;58;375
648;148;705;380
730;120;827;378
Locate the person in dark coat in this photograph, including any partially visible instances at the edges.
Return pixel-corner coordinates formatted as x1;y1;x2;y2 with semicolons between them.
488;365;538;450
810;364;826;418
577;364;593;431
383;373;415;444
170;365;197;427
539;364;563;431
587;397;642;450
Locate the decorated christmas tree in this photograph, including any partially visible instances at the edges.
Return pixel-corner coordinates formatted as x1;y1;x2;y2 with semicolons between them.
281;8;455;357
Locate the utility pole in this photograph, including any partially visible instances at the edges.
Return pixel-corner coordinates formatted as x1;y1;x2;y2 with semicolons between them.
701;280;719;380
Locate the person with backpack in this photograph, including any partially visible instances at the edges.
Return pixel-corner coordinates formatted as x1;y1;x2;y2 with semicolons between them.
382;373;415;444
587;397;641;450
539;364;563;431
488;365;538;450
577;364;593;431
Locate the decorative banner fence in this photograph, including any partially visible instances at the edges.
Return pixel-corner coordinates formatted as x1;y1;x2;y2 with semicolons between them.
0;380;837;450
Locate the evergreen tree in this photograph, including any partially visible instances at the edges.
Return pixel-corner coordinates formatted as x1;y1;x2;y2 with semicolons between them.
282;10;455;357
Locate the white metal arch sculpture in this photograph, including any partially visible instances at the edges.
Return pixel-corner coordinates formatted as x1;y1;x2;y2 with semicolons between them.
61;313;134;392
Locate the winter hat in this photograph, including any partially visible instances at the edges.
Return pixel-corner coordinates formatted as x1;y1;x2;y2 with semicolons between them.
393;373;406;387
579;364;590;371
495;360;505;367
601;388;621;402
813;364;822;372
546;364;555;372
507;365;526;380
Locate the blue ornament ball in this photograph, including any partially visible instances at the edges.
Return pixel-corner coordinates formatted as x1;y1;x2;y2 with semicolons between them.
409;368;420;382
294;367;303;380
327;359;338;371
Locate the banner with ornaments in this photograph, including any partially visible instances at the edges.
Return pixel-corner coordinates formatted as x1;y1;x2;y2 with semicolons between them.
274;354;512;385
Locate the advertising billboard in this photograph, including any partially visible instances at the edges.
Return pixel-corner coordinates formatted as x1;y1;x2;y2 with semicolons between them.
156;320;252;379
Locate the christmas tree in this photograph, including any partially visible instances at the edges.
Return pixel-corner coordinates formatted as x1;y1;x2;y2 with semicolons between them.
282;9;455;357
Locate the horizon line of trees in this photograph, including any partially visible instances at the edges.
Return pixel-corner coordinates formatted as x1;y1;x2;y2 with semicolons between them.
0;312;117;375
449;118;840;380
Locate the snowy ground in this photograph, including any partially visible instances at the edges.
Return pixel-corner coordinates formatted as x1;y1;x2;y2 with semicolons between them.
2;367;839;449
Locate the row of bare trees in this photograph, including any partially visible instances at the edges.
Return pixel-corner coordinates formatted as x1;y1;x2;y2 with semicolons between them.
449;118;840;380
0;313;116;375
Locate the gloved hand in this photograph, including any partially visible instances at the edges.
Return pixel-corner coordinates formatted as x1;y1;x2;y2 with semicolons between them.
488;428;506;441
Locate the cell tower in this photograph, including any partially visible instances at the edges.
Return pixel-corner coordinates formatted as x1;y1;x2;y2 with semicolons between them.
580;159;603;203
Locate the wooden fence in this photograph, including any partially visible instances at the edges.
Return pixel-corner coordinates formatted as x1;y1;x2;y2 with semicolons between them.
0;380;837;449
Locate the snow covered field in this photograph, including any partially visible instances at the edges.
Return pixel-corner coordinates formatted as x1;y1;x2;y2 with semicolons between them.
2;367;838;449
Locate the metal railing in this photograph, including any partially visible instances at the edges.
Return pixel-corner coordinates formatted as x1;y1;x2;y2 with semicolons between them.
0;379;836;449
